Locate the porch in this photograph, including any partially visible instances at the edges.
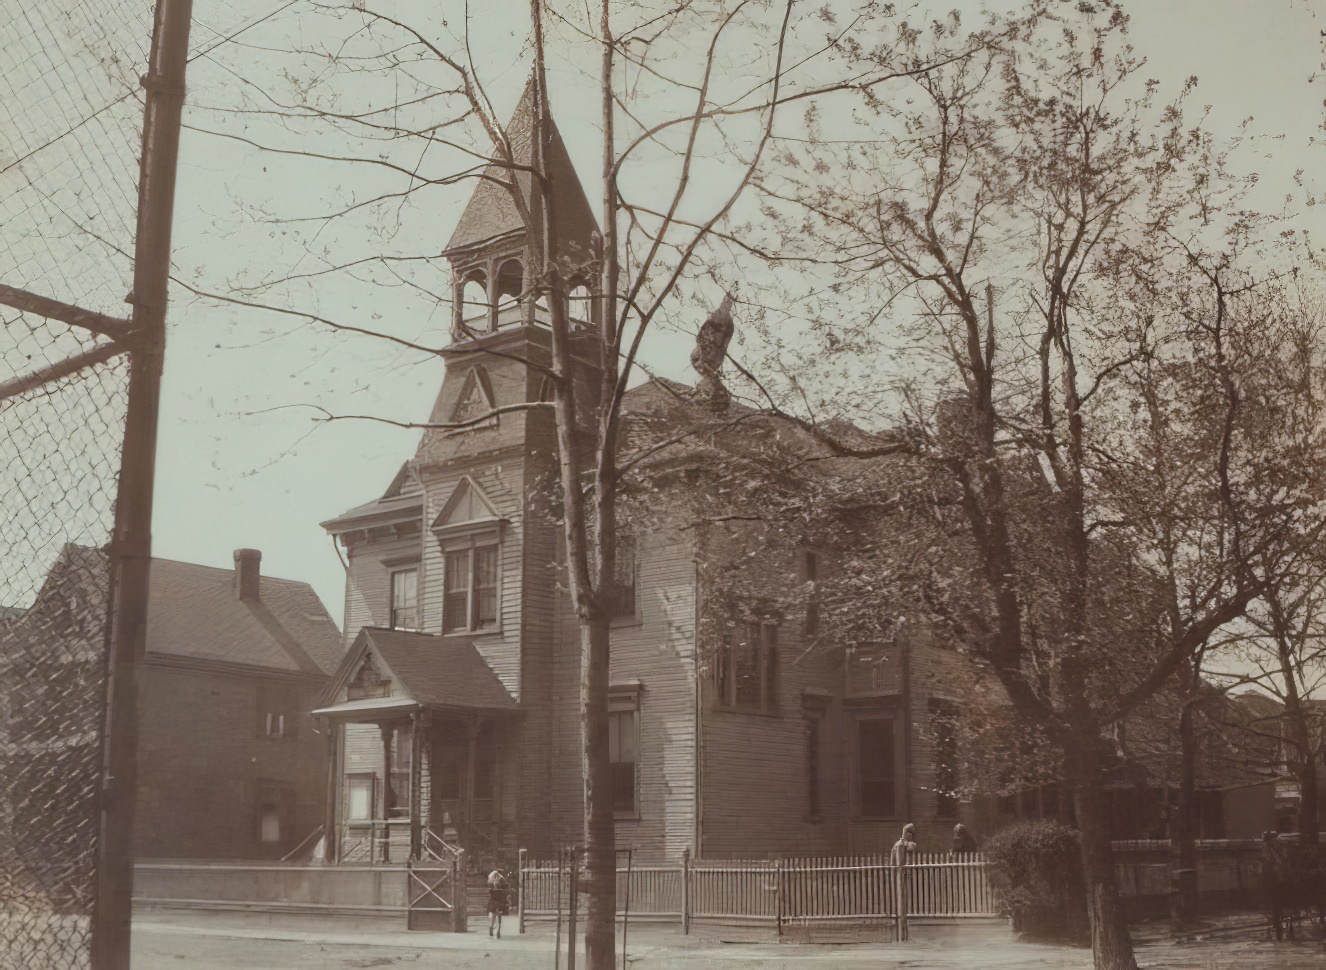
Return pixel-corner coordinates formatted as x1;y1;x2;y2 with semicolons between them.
312;628;522;872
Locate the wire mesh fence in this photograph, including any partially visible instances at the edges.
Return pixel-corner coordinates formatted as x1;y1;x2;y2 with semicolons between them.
2;1;158;967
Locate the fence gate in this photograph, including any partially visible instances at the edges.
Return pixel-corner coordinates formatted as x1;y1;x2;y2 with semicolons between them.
406;859;458;931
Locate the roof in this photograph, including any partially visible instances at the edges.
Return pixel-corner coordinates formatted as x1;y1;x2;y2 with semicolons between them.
0;544;110;667
444;79;599;263
145;558;343;676
321;462;423;534
347;627;518;714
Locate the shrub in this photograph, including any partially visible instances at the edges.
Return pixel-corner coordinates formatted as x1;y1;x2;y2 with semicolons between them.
984;819;1088;942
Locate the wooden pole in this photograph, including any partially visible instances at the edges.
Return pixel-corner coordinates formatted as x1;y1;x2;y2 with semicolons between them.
91;1;192;967
567;845;579;970
681;847;691;935
517;847;527;934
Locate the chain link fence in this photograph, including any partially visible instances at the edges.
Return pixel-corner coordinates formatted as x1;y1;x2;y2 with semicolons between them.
2;1;158;966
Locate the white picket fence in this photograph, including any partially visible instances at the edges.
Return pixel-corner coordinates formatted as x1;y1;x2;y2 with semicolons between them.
517;849;998;940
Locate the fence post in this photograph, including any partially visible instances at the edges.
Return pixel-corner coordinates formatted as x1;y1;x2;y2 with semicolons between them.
681;847;691;935
895;846;909;942
517;848;527;934
775;857;784;942
567;846;579;970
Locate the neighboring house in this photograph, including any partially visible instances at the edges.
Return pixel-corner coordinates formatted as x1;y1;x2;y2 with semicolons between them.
134;549;344;860
312;88;975;869
1;543;344;865
1227;688;1326;836
0;544;107;903
974;684;1280;841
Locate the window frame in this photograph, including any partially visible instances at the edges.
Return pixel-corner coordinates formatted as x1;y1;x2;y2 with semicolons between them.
714;621;778;714
388;565;420;631
850;707;900;820
346;772;377;821
608;687;641;820
604;533;638;621
929;698;960;819
441;536;501;634
257;683;299;741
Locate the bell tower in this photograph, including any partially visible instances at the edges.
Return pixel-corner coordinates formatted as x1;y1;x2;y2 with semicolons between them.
441;78;601;343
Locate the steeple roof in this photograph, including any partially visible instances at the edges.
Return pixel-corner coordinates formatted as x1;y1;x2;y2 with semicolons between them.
444;78;599;265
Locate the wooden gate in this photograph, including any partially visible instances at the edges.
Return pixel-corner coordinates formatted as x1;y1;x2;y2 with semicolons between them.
407;858;460;931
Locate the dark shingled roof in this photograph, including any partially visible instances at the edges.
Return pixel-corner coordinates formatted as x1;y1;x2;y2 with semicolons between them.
145;558;343;676
357;627;518;713
444;79;599;263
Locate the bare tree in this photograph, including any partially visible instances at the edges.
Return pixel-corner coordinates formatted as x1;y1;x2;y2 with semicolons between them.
741;3;1326;966
176;2;967;965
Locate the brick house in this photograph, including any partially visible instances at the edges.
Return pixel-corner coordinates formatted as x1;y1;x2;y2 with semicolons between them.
133;549;344;860
311;91;976;869
2;545;342;870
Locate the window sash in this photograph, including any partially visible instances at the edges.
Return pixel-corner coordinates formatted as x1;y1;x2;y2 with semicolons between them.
390;568;419;630
609;704;638;816
721;622;777;712
856;716;896;818
443;543;499;632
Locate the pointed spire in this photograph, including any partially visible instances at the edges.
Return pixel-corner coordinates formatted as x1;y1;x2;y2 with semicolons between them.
444;77;599;264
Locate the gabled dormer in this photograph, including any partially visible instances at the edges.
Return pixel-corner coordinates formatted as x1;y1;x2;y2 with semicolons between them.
443;78;601;342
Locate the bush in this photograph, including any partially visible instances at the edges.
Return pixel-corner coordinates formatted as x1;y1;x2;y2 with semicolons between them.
984;819;1088;942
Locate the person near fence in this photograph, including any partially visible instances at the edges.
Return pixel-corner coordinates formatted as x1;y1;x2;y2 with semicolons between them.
951;823;978;855
890;823;918;865
487;867;511;938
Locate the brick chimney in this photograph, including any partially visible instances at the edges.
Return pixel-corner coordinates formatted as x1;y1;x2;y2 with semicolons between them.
233;548;261;601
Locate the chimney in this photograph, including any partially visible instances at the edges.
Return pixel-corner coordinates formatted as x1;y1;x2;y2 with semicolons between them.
234;548;261;601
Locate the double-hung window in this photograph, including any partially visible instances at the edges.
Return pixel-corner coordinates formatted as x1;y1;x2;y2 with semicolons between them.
609;689;640;817
715;621;778;712
442;542;499;633
389;567;419;631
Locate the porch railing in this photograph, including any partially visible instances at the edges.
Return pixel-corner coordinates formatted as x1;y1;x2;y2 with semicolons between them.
338;819;411;865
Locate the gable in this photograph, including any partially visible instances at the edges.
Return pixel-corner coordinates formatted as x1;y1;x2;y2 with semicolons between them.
432;477;503;533
451;367;497;428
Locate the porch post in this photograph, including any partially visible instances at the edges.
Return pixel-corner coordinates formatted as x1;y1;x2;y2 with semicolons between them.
465;716;479;856
410;711;425;859
380;722;394;863
323;720;340;864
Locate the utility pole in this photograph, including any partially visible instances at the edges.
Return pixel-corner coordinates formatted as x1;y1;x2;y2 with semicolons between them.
91;1;193;967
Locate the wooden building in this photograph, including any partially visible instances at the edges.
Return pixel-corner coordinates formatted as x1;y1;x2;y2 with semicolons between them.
312;90;976;870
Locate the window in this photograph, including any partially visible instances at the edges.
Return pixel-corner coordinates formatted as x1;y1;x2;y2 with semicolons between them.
443;543;499;633
855;714;896;818
568;283;593;323
389;567;419;631
347;774;376;820
256;780;293;847
257;684;299;740
609;692;640;817
716;622;778;712
930;700;960;818
806;714;822;818
604;534;637;618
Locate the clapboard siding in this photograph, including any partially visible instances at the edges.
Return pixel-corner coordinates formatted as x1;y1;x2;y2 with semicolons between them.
342;533;421;648
416;459;525;700
697;525;846;859
547;529;699;863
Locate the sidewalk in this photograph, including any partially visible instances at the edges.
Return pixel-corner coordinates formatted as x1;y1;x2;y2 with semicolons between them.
131;909;1326;969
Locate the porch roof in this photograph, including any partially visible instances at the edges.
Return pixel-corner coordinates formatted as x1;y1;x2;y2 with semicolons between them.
311;695;419;718
325;627;520;716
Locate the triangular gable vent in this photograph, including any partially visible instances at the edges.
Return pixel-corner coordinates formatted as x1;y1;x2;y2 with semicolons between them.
432;477;505;538
346;653;394;701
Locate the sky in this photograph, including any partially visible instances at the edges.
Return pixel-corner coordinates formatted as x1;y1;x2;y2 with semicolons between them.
143;0;1326;628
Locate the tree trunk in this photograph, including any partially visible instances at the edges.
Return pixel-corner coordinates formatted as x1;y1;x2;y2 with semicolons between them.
580;612;616;969
1068;731;1138;970
1171;697;1199;928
